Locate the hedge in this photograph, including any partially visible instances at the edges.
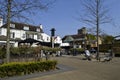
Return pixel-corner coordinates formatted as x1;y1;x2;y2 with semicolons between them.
0;47;6;59
70;48;84;54
0;60;57;78
99;44;112;52
113;47;120;57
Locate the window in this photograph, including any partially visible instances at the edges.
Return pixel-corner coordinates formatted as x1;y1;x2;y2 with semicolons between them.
36;28;40;32
22;34;26;38
23;26;29;30
37;34;43;40
47;37;49;41
26;34;29;38
41;36;43;40
10;23;15;28
37;35;40;39
29;34;34;38
10;32;15;38
26;34;34;38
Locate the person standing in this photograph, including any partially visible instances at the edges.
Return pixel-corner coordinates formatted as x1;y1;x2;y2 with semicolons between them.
85;48;91;61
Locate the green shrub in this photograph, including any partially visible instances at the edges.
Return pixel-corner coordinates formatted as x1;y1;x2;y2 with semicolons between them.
113;43;120;47
70;48;84;54
0;47;6;58
99;44;111;52
10;47;20;55
0;60;57;78
19;46;30;54
113;47;120;55
42;47;61;53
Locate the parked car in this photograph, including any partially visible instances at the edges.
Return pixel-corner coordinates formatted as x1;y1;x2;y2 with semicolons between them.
90;48;96;53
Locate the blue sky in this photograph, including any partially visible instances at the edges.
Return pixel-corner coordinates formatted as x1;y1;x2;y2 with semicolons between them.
30;0;120;38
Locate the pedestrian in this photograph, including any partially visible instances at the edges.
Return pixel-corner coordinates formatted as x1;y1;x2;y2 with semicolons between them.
85;48;91;61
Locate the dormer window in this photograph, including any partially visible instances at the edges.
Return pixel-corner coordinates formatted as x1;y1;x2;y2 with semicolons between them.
10;23;15;28
23;26;29;30
36;28;40;32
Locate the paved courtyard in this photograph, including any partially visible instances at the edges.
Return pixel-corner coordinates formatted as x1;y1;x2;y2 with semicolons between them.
5;55;120;80
27;55;120;80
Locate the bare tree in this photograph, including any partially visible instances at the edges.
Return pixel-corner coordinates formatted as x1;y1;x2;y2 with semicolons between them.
87;27;107;36
80;0;111;59
0;0;55;63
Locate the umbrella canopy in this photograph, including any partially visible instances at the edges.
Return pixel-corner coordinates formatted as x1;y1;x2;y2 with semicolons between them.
18;38;60;47
38;41;60;47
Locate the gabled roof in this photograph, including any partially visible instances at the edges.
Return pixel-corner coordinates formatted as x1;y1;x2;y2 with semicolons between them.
1;22;43;33
63;36;74;43
70;34;85;39
62;34;85;41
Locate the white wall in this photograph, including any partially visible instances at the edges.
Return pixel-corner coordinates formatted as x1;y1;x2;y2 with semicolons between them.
60;43;70;47
54;36;62;44
41;33;50;42
0;28;26;40
10;29;26;40
1;28;6;36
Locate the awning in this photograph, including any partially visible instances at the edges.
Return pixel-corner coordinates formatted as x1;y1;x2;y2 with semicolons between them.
18;38;40;45
18;38;60;47
38;41;60;47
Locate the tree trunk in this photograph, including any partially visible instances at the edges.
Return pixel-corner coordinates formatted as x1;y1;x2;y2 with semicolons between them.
6;0;11;63
96;0;99;60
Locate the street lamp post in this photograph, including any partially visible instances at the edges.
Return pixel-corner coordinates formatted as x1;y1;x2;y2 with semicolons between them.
50;28;55;48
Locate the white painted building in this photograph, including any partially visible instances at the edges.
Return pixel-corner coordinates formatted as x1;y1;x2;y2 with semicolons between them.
0;19;62;47
41;33;50;42
54;36;62;44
